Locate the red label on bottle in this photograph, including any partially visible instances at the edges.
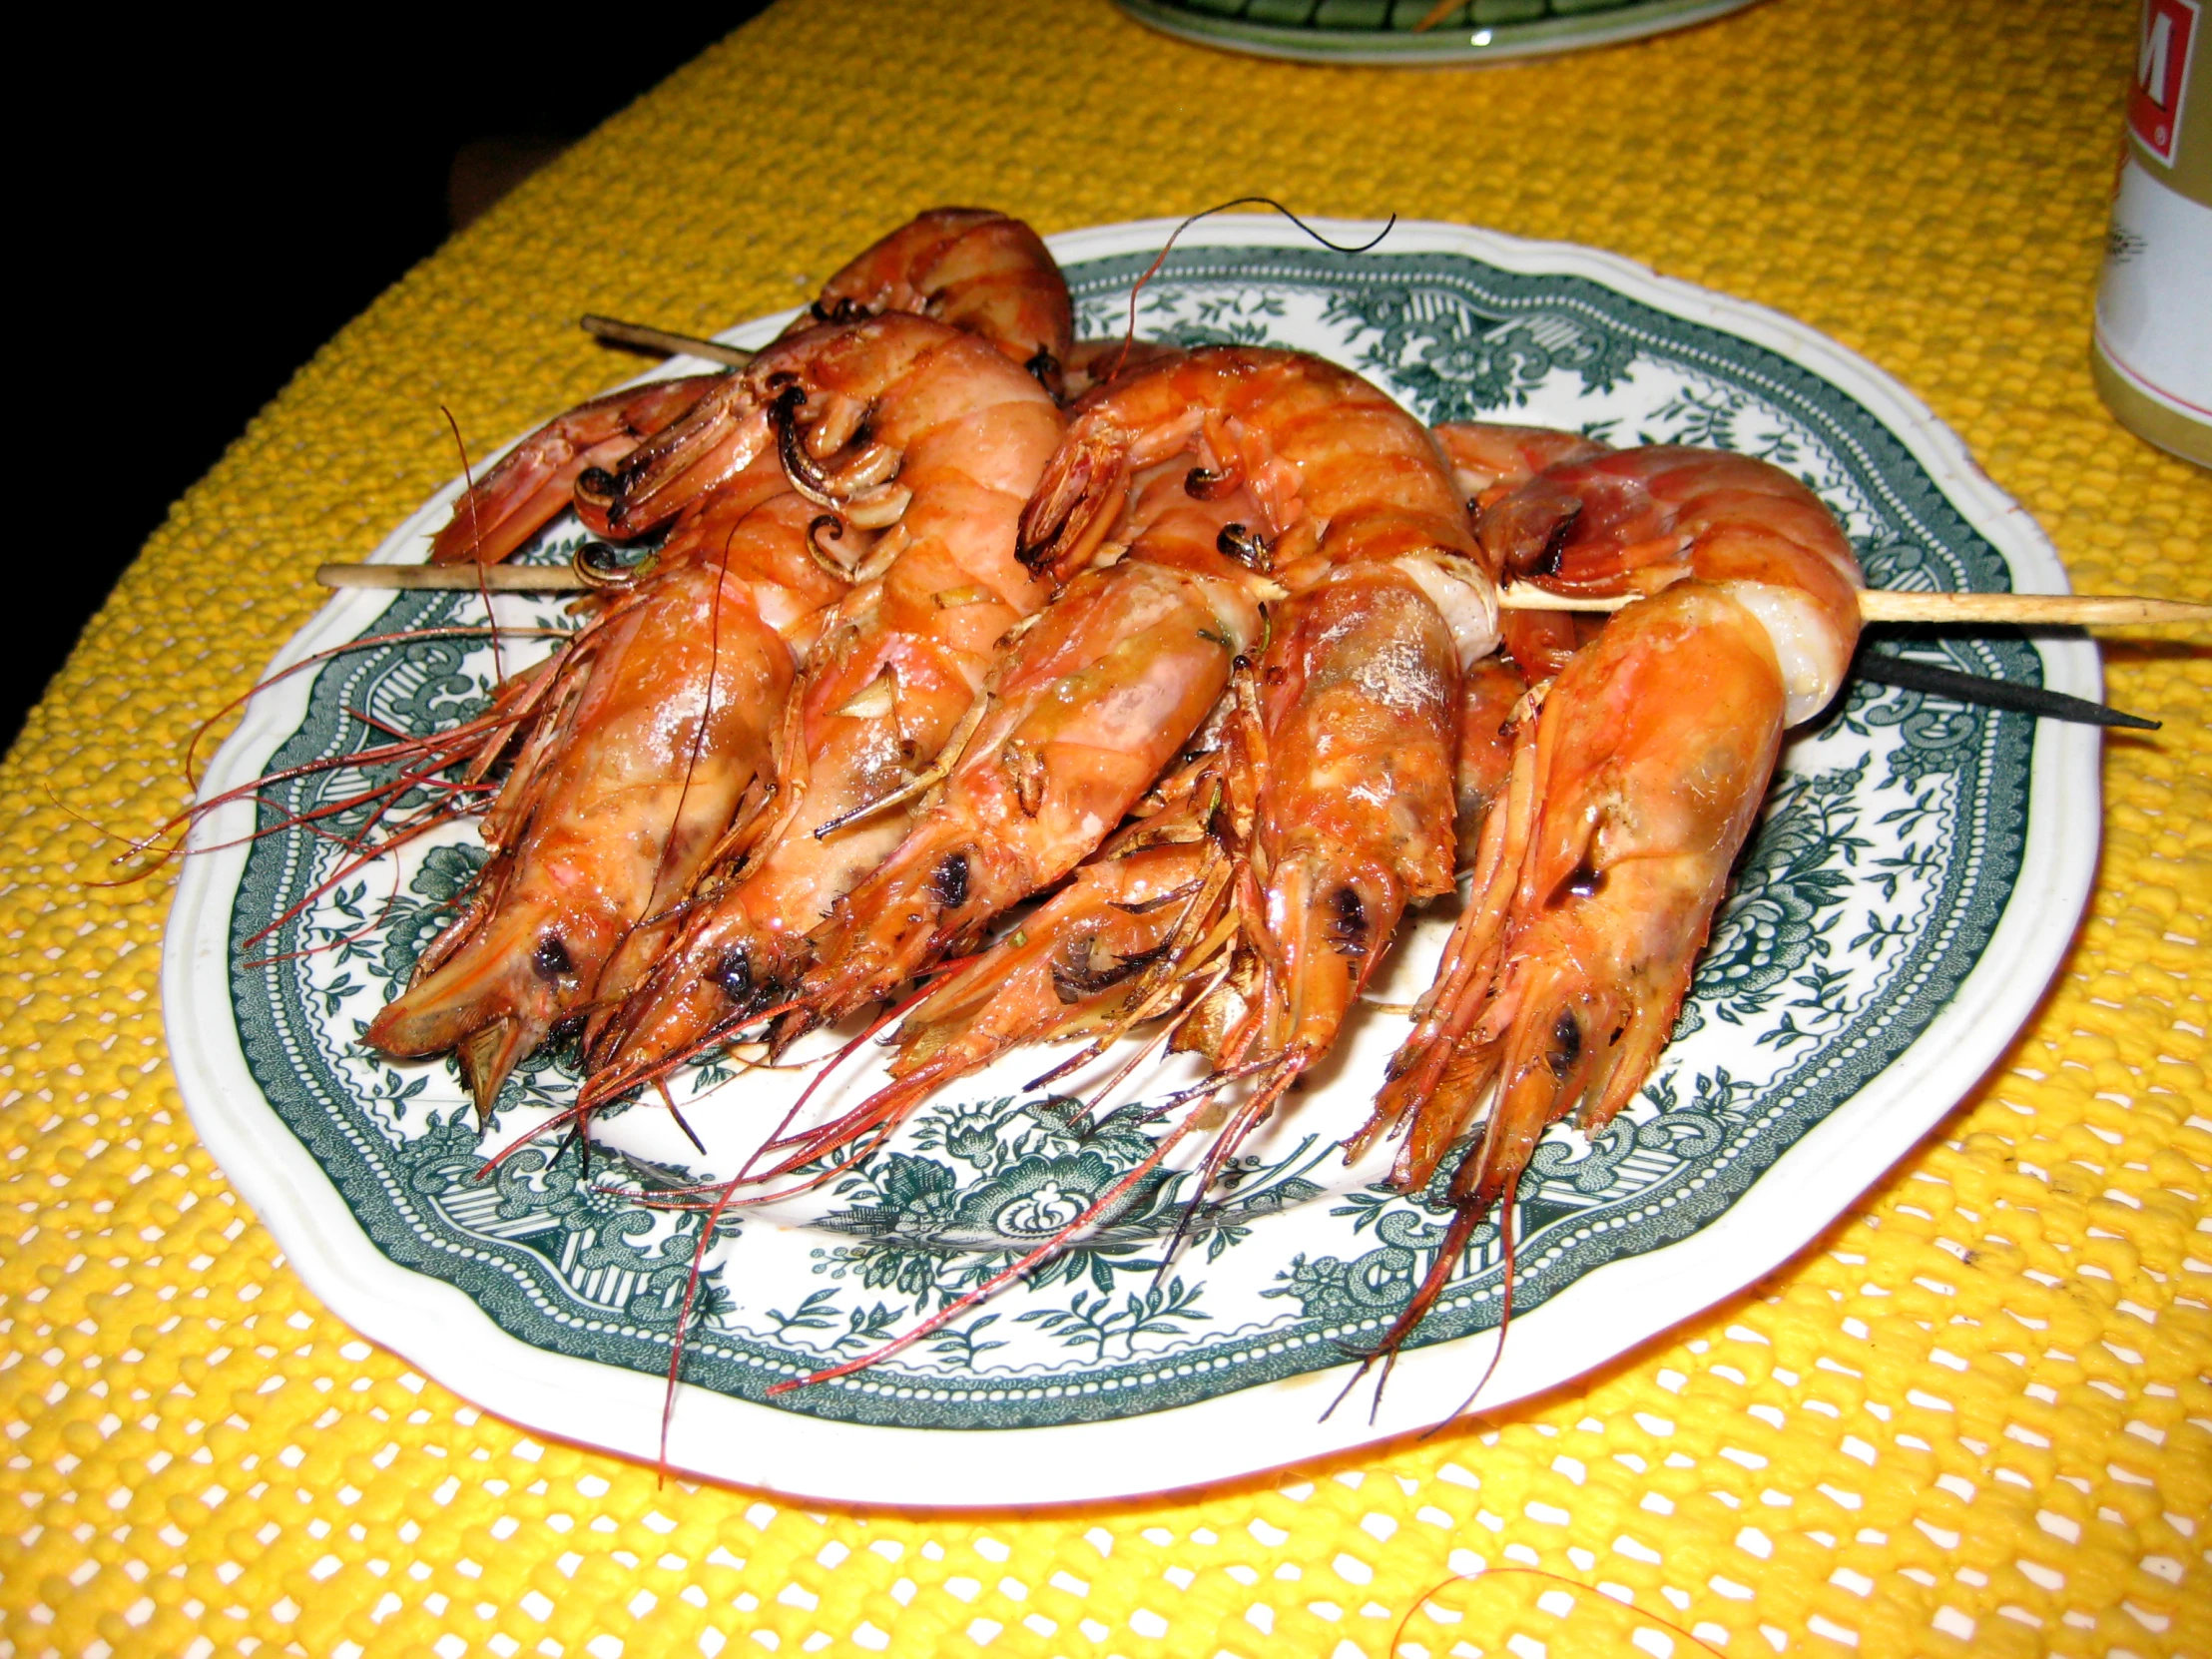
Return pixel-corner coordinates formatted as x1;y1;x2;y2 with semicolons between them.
2131;0;2200;167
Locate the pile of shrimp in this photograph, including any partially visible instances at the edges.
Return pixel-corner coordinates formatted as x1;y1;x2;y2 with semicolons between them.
251;207;1864;1388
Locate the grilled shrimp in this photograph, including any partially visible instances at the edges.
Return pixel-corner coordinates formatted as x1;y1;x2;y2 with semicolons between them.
1362;445;1864;1328
361;465;848;1113
428;376;724;565
808;208;1073;395
763;747;1239;1177
428;208;1071;565
575;314;1065;1102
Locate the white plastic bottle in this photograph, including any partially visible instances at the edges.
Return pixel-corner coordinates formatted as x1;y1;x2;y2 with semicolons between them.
2094;0;2211;468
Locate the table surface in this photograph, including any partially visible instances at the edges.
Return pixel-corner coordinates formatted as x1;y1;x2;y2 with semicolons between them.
3;1;2206;1654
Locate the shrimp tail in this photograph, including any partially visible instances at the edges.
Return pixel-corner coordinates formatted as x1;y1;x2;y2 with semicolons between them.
1016;421;1132;582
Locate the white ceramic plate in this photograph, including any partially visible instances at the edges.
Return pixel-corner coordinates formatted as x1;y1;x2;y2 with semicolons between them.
164;218;2098;1506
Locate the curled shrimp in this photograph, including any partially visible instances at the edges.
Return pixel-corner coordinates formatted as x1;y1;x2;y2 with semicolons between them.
575;313;1065;1104
428;208;1071;565
807;208;1073;395
364;436;857;1110
1355;442;1864;1362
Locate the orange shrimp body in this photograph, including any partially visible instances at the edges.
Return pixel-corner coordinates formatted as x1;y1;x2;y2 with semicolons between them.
576;316;1065;1101
575;461;871;1031
1235;565;1464;1081
1436;584;1784;1213
782;450;1274;1034
361;523;823;1115
1370;440;1865;1231
807;208;1073;395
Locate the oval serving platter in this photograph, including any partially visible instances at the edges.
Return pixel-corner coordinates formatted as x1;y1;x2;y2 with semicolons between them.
163;218;2098;1507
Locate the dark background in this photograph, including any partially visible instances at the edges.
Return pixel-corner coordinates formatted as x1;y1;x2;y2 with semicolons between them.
16;13;770;757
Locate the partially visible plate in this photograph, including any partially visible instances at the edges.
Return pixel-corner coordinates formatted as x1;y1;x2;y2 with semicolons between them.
164;218;2098;1505
1114;0;1763;65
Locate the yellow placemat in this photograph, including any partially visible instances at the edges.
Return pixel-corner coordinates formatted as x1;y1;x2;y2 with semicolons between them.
4;1;2206;1654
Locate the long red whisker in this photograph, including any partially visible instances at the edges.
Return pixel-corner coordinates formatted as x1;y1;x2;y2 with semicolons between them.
1428;1167;1522;1433
238;830;414;968
179;624;564;793
238;811;464;951
438;404;508;686
742;981;949;1181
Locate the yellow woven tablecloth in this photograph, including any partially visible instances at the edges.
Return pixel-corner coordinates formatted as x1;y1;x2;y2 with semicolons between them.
4;1;2206;1654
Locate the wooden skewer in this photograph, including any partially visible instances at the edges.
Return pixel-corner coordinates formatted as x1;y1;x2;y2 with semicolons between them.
310;561;2212;626
1515;589;2208;625
580;313;755;369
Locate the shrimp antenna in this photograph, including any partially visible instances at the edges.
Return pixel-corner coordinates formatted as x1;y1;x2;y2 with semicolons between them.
1116;198;1396;373
439;405;505;685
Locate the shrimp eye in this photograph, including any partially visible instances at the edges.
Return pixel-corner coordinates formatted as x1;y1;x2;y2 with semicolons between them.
1216;523;1272;570
1550;855;1606;907
532;935;573;981
1326;886;1369;957
1534;508;1583;578
1024;347;1060;386
1548;1010;1582;1078
1185;464;1239;500
932;852;970;908
710;947;753;1003
576;466;617;497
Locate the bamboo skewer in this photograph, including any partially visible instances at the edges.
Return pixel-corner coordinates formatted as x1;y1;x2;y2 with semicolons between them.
1520;589;2210;626
311;561;2212;627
